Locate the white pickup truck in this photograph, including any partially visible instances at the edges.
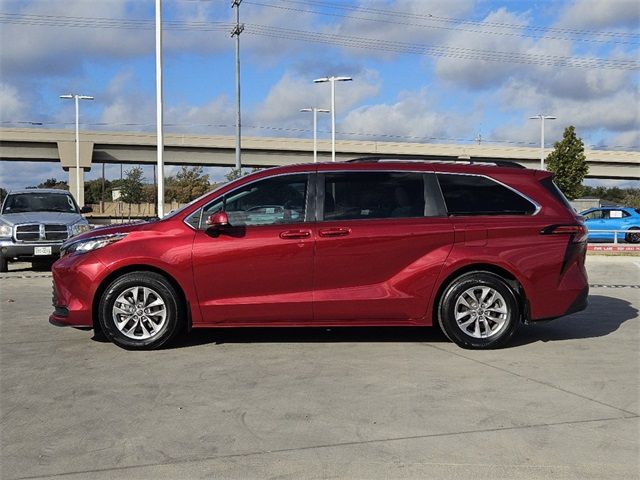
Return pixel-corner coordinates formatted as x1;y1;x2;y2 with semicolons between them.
0;189;92;272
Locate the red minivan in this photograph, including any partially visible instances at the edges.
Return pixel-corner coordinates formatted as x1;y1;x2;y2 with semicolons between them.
50;158;588;350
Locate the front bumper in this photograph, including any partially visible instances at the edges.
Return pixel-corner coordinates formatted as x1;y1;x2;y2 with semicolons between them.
0;240;62;261
49;253;105;328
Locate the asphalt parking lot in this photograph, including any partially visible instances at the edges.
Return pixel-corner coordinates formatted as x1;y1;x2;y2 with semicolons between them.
1;255;638;480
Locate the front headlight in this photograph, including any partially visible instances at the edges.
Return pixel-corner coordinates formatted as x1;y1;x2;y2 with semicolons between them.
71;223;92;237
0;224;11;238
62;233;127;256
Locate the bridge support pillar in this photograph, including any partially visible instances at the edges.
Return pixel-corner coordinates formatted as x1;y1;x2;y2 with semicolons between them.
57;141;94;206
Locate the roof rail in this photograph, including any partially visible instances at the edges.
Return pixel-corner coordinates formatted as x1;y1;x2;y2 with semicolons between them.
346;156;526;169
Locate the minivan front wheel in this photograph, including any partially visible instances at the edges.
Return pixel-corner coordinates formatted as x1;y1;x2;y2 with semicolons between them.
438;272;519;349
98;271;182;350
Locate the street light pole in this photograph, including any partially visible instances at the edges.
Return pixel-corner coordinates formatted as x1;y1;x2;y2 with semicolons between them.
60;93;93;206
314;76;352;161
155;0;165;218
300;107;330;162
529;114;556;170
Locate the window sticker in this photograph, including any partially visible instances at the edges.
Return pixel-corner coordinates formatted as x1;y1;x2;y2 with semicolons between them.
610;210;623;218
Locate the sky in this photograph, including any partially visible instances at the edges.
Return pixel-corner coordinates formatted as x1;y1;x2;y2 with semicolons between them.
0;0;638;190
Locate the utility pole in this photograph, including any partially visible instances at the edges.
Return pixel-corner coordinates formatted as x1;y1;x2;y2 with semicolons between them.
300;107;330;162
529;114;557;170
231;0;244;172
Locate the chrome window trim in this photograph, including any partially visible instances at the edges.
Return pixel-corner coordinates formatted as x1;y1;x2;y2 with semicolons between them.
182;167;541;229
436;172;542;216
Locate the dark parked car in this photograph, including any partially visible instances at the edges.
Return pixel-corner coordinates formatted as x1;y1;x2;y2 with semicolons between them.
579;206;640;243
0;189;91;272
51;158;589;350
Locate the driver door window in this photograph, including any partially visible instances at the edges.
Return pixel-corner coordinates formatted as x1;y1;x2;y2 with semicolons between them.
198;174;309;228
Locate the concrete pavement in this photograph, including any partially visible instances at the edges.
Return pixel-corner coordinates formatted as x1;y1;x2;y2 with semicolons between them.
0;256;638;479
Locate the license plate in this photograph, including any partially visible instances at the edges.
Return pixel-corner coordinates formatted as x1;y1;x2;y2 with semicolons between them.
34;247;52;256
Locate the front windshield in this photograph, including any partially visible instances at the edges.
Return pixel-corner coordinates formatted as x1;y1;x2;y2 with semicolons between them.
2;193;79;214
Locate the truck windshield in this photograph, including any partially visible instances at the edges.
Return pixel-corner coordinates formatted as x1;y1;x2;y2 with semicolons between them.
2;193;79;214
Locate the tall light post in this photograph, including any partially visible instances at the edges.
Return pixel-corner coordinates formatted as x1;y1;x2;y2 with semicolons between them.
60;94;93;206
155;0;165;218
314;76;352;161
300;107;330;162
529;114;557;170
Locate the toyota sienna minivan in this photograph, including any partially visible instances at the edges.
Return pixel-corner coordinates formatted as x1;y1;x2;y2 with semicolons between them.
51;157;588;350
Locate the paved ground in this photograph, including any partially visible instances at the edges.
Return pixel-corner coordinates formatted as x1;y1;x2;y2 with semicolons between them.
0;256;638;480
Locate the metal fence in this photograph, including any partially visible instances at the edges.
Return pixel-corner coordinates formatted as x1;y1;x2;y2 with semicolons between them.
589;229;639;244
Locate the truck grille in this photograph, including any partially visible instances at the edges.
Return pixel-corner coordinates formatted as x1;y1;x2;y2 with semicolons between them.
15;224;69;243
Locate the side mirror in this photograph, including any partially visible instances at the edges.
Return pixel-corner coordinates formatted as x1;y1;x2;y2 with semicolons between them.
206;211;230;228
80;206;93;214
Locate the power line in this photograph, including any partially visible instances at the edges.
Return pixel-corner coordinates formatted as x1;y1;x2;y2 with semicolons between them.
279;0;640;39
243;0;640;46
0;12;637;70
245;23;639;70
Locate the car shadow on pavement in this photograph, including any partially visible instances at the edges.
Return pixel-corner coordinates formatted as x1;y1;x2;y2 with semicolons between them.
167;294;637;349
513;294;637;346
170;325;450;349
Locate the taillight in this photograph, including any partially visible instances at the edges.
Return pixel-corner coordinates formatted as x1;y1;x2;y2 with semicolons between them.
541;224;588;275
540;224;588;243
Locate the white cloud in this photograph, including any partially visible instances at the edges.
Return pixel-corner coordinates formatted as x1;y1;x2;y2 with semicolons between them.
253;69;382;129
0;0;153;77
341;87;479;141
0;83;26;122
556;0;640;29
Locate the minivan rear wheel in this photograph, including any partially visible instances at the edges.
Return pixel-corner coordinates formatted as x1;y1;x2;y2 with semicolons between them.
98;271;182;350
438;272;519;349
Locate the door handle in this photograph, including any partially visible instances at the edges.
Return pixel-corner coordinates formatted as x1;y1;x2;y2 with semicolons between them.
279;229;311;240
319;227;351;237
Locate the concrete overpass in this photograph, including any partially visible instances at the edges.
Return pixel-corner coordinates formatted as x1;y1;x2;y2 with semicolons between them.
1;127;638;205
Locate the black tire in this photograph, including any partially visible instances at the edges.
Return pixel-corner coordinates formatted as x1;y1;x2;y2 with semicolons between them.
438;272;520;349
625;228;640;244
0;254;7;273
98;271;183;350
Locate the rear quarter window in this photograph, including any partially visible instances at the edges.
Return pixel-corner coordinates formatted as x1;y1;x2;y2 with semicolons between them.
539;177;575;212
437;173;537;216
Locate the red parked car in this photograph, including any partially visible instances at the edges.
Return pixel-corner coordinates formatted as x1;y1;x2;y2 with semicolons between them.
50;158;588;350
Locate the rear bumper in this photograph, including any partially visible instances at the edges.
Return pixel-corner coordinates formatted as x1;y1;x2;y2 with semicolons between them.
564;285;589;316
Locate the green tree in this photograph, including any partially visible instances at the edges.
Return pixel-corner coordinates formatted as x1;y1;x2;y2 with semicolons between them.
84;179;112;204
225;168;242;182
546;126;589;200
165;166;210;203
621;189;640;209
36;178;68;190
120;167;145;205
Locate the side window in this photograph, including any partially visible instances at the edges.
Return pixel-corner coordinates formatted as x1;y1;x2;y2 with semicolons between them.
437;174;537;216
583;210;604;220
323;172;425;221
607;210;627;219
198;174;308;228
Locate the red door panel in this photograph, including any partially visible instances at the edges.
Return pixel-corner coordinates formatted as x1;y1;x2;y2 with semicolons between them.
313;218;454;322
192;224;314;325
